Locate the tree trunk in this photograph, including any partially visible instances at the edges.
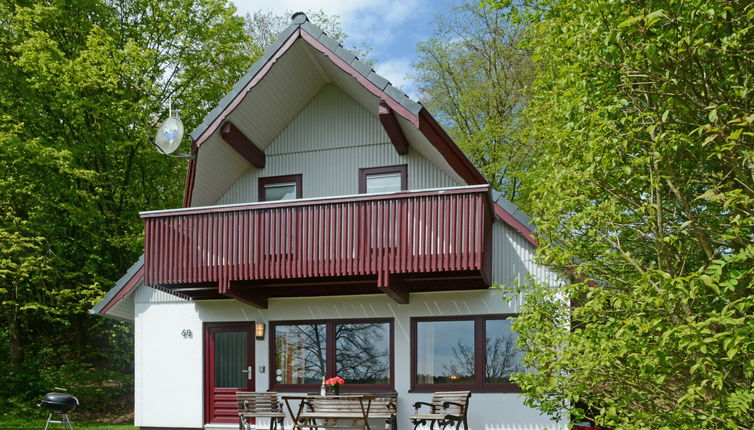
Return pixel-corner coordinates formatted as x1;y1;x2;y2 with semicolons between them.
74;313;88;358
7;312;23;370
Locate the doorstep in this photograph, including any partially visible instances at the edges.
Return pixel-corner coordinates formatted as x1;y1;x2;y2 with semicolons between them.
204;424;237;430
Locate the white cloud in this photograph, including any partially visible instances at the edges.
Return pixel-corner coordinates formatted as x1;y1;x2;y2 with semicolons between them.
232;0;383;20
232;0;423;51
232;0;431;101
374;57;420;100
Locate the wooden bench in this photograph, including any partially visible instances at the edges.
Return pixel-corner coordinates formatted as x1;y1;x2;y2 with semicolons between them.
285;394;397;430
408;391;471;430
237;392;286;430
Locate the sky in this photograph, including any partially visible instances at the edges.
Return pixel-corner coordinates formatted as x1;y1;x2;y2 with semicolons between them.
231;0;459;99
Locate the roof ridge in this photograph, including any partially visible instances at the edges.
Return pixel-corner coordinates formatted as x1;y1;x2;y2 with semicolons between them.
189;11;422;142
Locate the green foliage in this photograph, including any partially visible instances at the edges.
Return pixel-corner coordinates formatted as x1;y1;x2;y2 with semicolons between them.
0;0;255;417
505;249;754;429
484;0;754;428
414;0;534;202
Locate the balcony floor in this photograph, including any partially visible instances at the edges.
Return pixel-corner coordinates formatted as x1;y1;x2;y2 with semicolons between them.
165;270;489;301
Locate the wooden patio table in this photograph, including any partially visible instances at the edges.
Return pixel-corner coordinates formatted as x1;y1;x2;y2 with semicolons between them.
284;394;397;430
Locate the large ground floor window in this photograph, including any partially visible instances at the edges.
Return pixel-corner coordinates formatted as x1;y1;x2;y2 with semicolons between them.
410;315;523;392
270;318;393;391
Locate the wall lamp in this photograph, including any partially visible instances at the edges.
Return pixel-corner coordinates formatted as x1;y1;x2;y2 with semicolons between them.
255;322;266;341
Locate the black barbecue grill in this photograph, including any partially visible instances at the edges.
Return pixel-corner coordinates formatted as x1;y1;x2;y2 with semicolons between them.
39;389;78;430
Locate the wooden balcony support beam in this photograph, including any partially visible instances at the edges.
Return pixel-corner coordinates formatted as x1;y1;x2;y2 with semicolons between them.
378;101;409;155
225;284;268;309
220;121;266;168
378;274;409;304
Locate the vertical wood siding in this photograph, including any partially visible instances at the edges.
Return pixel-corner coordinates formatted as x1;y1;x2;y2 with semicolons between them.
491;220;563;290
218;85;460;205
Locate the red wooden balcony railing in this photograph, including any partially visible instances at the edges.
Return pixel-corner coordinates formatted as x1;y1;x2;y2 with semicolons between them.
141;185;492;303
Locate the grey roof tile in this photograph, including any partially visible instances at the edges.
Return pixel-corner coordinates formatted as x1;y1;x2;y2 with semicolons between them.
349;58;373;77
385;85;422;115
300;21;324;40
367;71;390;91
316;31;342;54
334;46;356;65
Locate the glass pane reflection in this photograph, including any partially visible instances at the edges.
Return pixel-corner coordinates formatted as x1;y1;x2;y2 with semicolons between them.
264;183;297;201
335;322;390;384
416;320;474;384
485;319;525;383
366;173;402;194
274;324;326;384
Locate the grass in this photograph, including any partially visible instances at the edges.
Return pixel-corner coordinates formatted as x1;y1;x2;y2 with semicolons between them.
0;417;135;430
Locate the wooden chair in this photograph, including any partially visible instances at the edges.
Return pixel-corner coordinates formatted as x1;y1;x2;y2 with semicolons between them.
237;391;286;430
409;391;471;430
368;393;398;430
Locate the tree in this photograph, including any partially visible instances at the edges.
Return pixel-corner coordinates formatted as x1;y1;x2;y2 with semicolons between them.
413;0;534;202
0;0;254;416
484;0;754;428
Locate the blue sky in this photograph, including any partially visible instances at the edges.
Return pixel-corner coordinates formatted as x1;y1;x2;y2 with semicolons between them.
231;0;459;99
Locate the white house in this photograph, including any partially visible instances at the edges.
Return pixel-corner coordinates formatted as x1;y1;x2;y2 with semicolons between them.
92;12;563;430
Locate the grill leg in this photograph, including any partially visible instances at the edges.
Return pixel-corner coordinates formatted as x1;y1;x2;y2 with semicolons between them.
62;414;74;430
43;413;74;430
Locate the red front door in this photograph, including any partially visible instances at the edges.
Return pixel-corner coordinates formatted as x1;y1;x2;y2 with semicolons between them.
204;322;255;424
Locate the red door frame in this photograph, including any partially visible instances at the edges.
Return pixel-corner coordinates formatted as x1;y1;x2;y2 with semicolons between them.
204;322;255;424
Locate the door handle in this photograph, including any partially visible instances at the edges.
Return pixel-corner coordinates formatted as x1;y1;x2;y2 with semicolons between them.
241;366;252;380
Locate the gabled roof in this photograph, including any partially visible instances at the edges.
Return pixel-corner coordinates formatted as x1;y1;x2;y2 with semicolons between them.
91;13;539;320
182;12;487;207
189;12;423;145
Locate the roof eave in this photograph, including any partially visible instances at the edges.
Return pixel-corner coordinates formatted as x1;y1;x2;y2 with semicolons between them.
90;255;144;320
490;190;538;247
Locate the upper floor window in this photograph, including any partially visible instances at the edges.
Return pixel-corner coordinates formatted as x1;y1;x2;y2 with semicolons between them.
259;174;302;201
270;318;394;392
359;165;407;194
411;315;524;392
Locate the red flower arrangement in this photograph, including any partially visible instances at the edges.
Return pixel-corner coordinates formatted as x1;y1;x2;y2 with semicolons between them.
325;376;345;392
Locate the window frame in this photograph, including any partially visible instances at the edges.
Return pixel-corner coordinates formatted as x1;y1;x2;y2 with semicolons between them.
358;165;408;194
410;314;522;393
259;174;302;202
269;318;395;393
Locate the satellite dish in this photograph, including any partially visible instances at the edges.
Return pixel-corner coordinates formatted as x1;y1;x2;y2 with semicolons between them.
154;111;184;155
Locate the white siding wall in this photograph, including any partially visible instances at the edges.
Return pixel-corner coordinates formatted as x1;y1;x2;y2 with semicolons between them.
134;286;562;430
134;288;199;429
491;222;563;293
218;85;460;205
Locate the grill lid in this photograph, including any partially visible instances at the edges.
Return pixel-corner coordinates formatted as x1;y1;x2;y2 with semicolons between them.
41;392;79;414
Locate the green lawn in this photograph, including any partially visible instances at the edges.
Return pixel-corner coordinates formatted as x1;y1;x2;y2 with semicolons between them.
0;417;135;430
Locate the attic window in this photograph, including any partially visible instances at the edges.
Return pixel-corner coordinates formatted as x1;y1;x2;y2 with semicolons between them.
359;165;407;194
259;175;302;201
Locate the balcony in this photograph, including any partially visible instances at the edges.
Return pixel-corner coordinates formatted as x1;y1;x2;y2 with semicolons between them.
141;185;493;307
